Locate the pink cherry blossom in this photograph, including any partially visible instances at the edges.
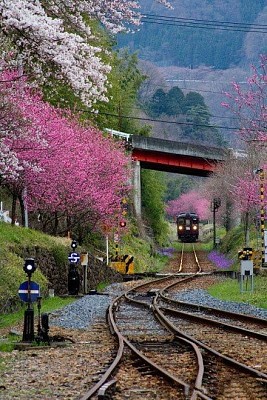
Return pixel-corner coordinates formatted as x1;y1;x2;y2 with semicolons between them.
0;67;132;230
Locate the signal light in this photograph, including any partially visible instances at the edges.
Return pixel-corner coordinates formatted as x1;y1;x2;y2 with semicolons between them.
71;240;78;249
238;248;253;260
119;220;126;228
23;258;36;276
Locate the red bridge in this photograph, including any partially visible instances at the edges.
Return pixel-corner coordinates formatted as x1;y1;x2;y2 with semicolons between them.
106;130;229;216
131;135;228;177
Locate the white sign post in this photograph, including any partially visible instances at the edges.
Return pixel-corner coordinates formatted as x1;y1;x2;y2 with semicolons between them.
240;260;254;293
106;235;109;266
80;253;89;294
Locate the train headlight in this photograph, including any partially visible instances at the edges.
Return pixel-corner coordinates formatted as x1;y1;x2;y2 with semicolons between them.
178;225;183;230
192;225;198;230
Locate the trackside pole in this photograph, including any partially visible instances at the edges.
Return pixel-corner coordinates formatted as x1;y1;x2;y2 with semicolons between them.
80;252;89;295
106;235;109;265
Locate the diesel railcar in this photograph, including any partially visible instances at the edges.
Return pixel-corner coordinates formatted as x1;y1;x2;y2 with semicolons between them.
177;212;199;242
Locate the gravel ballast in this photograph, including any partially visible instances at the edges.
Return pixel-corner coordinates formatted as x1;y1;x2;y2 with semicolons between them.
49;283;267;330
172;288;267;319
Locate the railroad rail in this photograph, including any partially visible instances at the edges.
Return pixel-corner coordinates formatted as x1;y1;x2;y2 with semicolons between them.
80;248;267;399
178;243;202;273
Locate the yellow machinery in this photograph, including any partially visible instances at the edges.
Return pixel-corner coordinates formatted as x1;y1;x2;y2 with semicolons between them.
109;254;134;274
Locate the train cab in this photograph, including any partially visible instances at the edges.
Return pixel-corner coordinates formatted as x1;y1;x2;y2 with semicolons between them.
177;212;199;242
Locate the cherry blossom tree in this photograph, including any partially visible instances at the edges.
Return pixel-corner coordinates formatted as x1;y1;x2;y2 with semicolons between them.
167;189;211;221
203;55;267;243
201;151;266;246
26;117;132;235
0;0;172;108
0;68;45;182
0;67;131;234
222;54;267;144
221;55;267;204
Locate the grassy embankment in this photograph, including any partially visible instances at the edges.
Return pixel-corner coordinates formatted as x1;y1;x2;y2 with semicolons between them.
0;221;72;306
0;221;266;342
0;222;76;340
207;224;267;310
0;221;167;326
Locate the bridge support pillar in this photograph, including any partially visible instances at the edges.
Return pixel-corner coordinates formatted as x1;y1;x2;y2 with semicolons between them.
132;160;141;217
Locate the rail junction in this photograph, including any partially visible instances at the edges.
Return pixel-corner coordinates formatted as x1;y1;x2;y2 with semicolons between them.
81;245;267;400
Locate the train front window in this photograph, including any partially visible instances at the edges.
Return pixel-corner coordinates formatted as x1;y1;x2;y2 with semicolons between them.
185;219;190;229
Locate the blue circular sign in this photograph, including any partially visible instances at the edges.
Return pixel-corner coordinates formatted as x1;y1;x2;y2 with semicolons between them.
18;281;40;303
68;252;80;263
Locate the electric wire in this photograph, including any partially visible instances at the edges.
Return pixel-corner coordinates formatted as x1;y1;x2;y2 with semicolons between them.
84;109;260;132
132;106;246;122
142;14;267;28
140;14;267;34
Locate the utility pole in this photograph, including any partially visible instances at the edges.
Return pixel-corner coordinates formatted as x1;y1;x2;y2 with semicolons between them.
211;198;221;248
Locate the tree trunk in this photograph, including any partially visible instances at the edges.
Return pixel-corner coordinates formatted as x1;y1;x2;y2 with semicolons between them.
18;194;25;226
53;211;59;235
243;211;250;247
11;194;17;225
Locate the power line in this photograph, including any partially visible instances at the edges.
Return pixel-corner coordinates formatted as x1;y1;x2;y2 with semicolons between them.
149;83;245;95
165;79;248;84
132;106;242;122
141;14;267;34
143;14;267;29
141;19;267;34
85;109;241;131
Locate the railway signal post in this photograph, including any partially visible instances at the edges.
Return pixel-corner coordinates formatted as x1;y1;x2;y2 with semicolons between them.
68;239;80;295
19;258;39;342
80;252;89;295
211;198;221;248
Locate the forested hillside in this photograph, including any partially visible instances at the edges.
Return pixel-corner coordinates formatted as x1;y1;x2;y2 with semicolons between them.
116;1;267;147
118;0;267;69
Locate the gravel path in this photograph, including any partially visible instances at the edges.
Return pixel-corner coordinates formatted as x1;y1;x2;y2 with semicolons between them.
49;282;267;331
49;281;136;329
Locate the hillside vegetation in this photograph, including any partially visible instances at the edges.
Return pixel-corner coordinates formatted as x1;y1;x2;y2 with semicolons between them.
0;222;168;314
0;223;70;313
118;0;267;68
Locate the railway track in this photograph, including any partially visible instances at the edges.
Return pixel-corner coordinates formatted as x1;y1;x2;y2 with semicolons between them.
2;246;265;400
83;247;267;400
178;243;202;273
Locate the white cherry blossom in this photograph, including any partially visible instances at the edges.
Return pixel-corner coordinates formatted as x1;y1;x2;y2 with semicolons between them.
0;0;172;107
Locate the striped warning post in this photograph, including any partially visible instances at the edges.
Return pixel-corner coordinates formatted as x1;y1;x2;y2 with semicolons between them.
259;169;265;268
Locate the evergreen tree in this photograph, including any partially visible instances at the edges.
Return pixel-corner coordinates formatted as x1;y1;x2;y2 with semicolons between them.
184;105;225;146
183;92;206;113
165;86;185;116
149;89;167;116
164;175;197;202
